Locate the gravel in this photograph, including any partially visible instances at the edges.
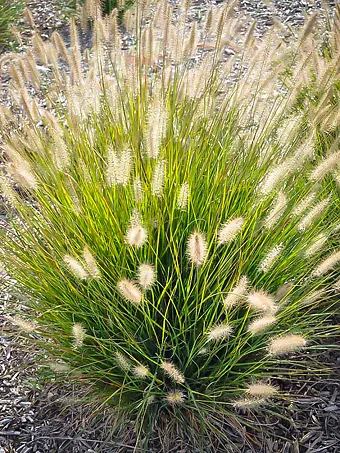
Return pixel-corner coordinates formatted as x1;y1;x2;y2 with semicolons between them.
1;0;340;452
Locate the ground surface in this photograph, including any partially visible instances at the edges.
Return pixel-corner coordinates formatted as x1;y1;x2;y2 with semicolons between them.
0;0;340;452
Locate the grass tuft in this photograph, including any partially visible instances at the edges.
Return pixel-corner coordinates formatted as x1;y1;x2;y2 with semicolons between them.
0;0;339;450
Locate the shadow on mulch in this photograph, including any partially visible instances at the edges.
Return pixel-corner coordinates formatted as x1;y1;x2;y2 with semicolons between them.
1;347;339;453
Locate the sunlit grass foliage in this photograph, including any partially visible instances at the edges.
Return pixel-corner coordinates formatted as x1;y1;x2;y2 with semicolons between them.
0;0;339;450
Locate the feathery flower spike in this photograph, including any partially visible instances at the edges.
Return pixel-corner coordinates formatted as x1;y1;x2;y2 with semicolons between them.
138;264;156;290
292;192;316;217
64;255;89;280
117;279;142;305
72;323;86;349
145;99;168;158
260;158;295;196
305;233;327;257
161;361;185;384
187;231;208;266
10;161;38;190
259;244;283;273
177;182;189;210
0;175;18;206
247;291;277;313
115;351;131;371
133;364;149;378
233;398;266;409
248;316;276;334
106;147;133;186
133;177;143;203
125;224;148;248
303;289;326;306
217;217;244;244
151;160;166;197
223;276;249;308
246;383;277;397
333;278;340;291
268;334;306;355
207;323;233;342
264;191;287;229
9;316;35;333
298;197;330;232
312;250;340;277
165;390;185;405
310;150;340;181
82;247;101;278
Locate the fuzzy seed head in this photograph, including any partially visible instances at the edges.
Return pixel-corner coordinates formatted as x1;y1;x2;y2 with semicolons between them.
177;182;189;210
233;398;266;409
260;158;295;196
133;177;143;203
223;276;249;308
130;208;142;227
204;7;213;34
218;217;244;244
247;291;277;313
138;263;156;290
246;383;277;397
312;250;340;277
333;171;340;187
72;323;86;349
117;278;142;305
264;191;287;230
333;278;340;291
275;283;294;301
115;351;131;371
82;247;101;278
161;361;185;384
184;21;199;57
292;192;316;217
310;151;340;181
248;316;276;334
259;244;283;273
145;99;168;158
187;231;208;266
133;364;149;378
23;7;35;28
64;255;89;280
207;323;233;342
303;289;325;305
268;334;307;355
125;224;148;248
298;197;330;232
165;390;185;405
151;160;166;197
9;316;35;333
305;234;327;257
0;175;18;206
68;184;82;215
52;135;70;172
11;161;38;190
106;148;133;186
49;362;71;373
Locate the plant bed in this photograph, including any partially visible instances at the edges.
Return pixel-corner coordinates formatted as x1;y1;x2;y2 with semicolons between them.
0;0;339;452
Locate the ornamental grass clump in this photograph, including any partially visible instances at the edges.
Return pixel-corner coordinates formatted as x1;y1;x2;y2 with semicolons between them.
1;0;340;450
